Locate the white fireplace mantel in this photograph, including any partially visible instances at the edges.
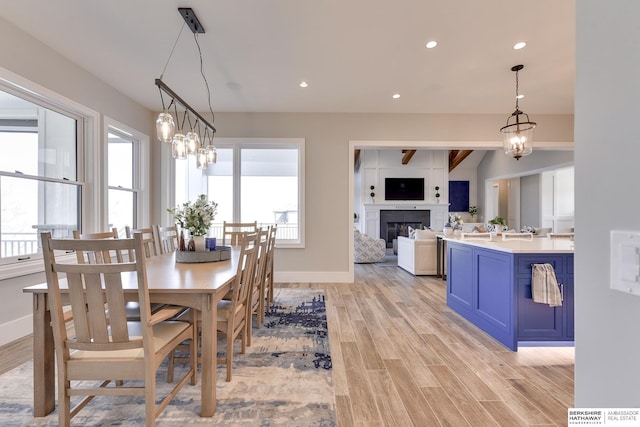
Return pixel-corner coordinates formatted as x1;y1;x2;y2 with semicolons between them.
363;202;450;238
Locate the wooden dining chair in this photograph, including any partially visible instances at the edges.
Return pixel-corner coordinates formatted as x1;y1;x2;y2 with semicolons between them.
74;228;180;323
126;226;158;258
167;231;259;383
153;224;179;254
247;227;270;345
41;232;196;427
222;221;257;246
72;228;124;263
218;231;259;381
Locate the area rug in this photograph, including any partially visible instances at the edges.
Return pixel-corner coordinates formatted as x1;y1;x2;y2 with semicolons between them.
0;289;335;426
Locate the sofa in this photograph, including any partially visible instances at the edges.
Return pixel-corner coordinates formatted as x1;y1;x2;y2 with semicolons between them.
397;230;438;275
354;229;386;263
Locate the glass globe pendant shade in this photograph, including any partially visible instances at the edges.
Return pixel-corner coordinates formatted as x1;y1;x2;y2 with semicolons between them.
500;112;536;160
156;112;175;143
205;145;217;164
185;131;200;156
196;147;208;170
171;133;187;159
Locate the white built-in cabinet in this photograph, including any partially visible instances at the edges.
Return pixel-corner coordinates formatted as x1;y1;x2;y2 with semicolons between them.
355;149;450;237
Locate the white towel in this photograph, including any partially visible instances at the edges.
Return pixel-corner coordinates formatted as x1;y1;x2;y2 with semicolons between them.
531;263;563;307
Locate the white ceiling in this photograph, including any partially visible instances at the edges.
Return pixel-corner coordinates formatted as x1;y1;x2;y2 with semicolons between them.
0;1;575;115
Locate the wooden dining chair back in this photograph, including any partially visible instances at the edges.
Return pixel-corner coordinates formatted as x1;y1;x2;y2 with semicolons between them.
264;224;277;305
247;227;270;345
72;228;123;263
218;231;259;381
41;232;196;427
153;225;179;254
222;221;257;246
126;226;158;258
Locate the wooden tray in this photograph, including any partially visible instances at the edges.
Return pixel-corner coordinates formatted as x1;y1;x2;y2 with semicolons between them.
175;246;231;263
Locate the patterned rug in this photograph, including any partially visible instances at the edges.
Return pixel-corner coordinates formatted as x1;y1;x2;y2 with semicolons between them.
0;289;335;426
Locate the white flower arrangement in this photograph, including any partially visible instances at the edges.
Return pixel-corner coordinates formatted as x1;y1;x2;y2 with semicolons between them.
449;213;464;230
167;194;218;236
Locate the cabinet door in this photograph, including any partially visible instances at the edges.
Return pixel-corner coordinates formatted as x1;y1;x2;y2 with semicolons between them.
447;243;474;310
516;256;564;339
517;277;564;338
475;248;513;330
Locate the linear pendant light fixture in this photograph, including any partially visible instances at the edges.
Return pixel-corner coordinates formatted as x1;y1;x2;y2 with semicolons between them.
500;64;536;160
155;8;217;169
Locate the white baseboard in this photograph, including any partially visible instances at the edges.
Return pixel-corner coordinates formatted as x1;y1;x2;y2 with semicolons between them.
275;271;353;283
0;314;32;346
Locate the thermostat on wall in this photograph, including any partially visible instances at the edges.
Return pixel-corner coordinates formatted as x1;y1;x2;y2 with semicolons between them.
611;230;640;296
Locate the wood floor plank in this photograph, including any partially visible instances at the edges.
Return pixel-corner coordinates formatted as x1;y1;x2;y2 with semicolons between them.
480;400;529;427
429;365;500;427
367;369;415;427
352;320;385;370
420;386;473;427
508;378;567;423
421;333;501;401
335;395;355;427
385;326;440;387
341;341;381;423
384;358;441;427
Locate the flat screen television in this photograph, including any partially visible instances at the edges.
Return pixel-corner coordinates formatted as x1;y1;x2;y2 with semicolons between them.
384;178;424;201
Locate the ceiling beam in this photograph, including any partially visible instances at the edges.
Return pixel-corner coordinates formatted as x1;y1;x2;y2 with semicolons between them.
401;149;416;165
449;150;474;172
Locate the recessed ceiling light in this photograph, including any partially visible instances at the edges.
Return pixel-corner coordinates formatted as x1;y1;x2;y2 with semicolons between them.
299;81;308;88
425;41;438;49
513;42;526;50
392;93;400;99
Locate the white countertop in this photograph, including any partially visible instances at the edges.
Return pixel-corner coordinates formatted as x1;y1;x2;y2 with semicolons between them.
443;235;574;254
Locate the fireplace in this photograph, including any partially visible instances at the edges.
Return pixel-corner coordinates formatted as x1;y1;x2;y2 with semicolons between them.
379;210;430;248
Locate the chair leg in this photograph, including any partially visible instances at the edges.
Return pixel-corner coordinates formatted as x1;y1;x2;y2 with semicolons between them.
226;333;233;382
59;380;71;427
167;350;175;383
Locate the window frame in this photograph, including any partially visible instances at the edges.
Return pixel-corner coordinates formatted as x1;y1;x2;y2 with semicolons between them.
170;137;305;248
104;119;150;231
0;67;99;279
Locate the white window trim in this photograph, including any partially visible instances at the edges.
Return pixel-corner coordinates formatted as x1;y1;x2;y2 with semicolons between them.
0;66;99;279
104;117;151;229
168;137;305;248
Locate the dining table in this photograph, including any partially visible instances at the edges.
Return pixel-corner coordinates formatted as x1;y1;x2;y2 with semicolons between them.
23;247;240;418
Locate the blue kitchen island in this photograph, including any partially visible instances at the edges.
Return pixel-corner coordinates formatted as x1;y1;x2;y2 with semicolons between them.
446;237;574;351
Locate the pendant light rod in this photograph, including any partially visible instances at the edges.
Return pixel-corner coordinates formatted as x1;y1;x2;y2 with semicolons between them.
155;78;216;135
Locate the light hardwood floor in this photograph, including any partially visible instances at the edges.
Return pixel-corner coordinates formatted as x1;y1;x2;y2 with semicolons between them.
282;263;574;427
2;262;574;426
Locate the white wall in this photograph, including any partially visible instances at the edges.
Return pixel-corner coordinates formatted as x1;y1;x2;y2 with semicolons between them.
575;0;640;407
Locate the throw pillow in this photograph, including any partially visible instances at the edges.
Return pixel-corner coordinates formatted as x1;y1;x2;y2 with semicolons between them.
407;226;416;239
473;225;487;233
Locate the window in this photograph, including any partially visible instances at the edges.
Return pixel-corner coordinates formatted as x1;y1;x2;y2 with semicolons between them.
107;129;136;230
175;138;304;247
0;87;83;264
